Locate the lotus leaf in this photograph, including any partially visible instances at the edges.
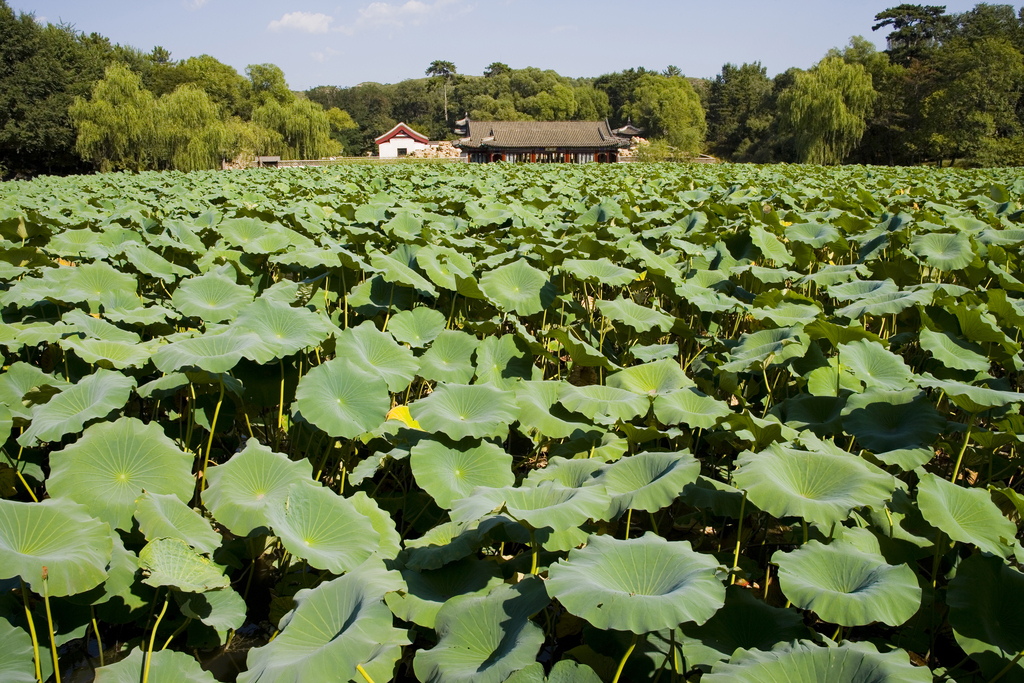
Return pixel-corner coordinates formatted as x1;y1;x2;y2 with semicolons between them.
525;456;604;488
506;661;602;683
386;556;504;628
547;533;725;633
557;384;649;425
267;483;379;573
841;389;946;453
0;403;11;443
176;585;246;633
370;250;438;296
203;438;315;536
837;339;915;391
0;498;111;596
172;270;254;322
595;451;700;518
293;357;390;439
450;480;610;532
606;359;694;396
596;297;675;334
514;381;592;439
916;374;1024;410
60;337;155;369
138;538;229;591
411;437;514;509
93;648;216;683
411;383;520;441
349;490;402;560
835;289;932;319
240;559;408;683
418;330;480;384
403;519;486;571
912;231;974;271
413;577;549;683
234;298;332;364
63;261;137;305
561;258;637;286
475;334;534;389
134;491;221;555
720;327;806;373
654;388;733;429
153;330;262;374
47;417;193;530
703;640;930;683
389;307;446;348
786;222;840;248
733;441;895;527
916;469;1015;557
918;328;990;372
479;258;554;316
17;369;136;446
0;617;36;683
334;321;419;392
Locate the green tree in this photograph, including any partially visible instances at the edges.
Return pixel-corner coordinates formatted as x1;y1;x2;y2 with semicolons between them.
777;57;876;164
872;4;954;65
624;73;707;156
425;60;457;123
252;97;336;159
663;65;682;77
178;55;249;117
154;84;230;171
69;62;156;171
594;67;653;127
706;62;774;160
484;62;510;78
246;63;293;106
326;107;359;155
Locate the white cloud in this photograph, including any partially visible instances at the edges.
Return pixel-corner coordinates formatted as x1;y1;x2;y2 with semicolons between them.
268;11;334;33
311;47;341;63
335;0;462;34
186;0;209;9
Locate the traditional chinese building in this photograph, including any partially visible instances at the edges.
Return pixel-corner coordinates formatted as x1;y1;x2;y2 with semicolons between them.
454;118;629;163
375;123;435;158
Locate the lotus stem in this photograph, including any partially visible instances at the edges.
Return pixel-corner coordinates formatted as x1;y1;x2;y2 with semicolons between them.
950;413;976;483
21;579;41;683
669;628;682;682
529;529;539;575
356;664;377;683
987;648;1024;683
1;447;38;502
802;518;809;545
198;375;225;498
611;633;639;683
42;568;60;683
90;605;103;667
382;284;396;332
730;491;747;585
624;508;632;540
161;617;190;650
277;358;286;433
143;595;169;683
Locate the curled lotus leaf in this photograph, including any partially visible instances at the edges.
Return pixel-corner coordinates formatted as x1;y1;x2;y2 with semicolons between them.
293;357;390;439
385;556;504;628
138;538;229;592
916;469;1015;557
203;438;316;536
719;327;807;373
514;380;593;440
506;661;602;683
171;270;254;323
134;491;221;556
841;389;946;453
606;359;694;397
785;222;840;248
557;383;649;425
266;483;380;574
370;250;438;296
411;383;520;441
234;297;333;364
335;321;419;392
594;451;700;518
60;337;156;370
240;559;409;683
774;540;921;627
418;330;479;384
450;480;610;532
911;231;974;272
153;330;262;374
93;649;216;683
703;640;930;683
479;258;554;316
0;498;112;597
918;328;989;373
348;490;402;560
596;297;675;334
0;362;70;422
916;373;1024;411
176;585;246;633
0;403;11;444
733;440;895;527
835;289;932;319
411;437;515;510
947;553;1024;682
0;617;36;683
547;532;725;633
837;339;915;391
654;388;733;430
17;369;136;447
827;279;898;303
403;519;488;571
561;258;637;287
525;456;604;488
46;417;193;531
475;334;533;390
412;577;549;683
388;307;446;348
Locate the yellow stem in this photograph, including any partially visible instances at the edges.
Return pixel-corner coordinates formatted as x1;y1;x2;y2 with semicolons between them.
611;633;639;683
143;596;169;683
90;606;104;667
21;580;41;683
356;664;377;683
730;491;748;585
42;569;60;683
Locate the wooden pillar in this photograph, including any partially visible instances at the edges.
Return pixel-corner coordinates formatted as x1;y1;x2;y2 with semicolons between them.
531;152;536;163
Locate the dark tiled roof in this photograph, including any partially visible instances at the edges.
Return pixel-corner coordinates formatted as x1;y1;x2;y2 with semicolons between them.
457;120;627;150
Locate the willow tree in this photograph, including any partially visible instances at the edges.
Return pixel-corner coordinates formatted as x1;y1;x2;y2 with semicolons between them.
252;97;337;159
625;73;707;157
154;84;230;171
69;63;156;172
778;57;876;165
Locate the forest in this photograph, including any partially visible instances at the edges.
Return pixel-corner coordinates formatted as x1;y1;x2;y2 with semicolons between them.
2;2;1024;177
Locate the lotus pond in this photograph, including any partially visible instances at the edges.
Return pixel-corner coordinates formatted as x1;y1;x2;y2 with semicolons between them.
1;163;1024;683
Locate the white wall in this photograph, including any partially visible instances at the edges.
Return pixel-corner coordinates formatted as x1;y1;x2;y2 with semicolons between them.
378;134;430;158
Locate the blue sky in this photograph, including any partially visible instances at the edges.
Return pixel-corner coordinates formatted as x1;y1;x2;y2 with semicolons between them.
11;0;995;90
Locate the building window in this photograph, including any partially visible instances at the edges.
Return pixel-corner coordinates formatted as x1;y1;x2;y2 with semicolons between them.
397;148;408;156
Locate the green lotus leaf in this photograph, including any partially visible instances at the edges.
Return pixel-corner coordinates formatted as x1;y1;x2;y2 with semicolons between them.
47;227;105;258
918;328;990;373
293;357;390;439
525;456;604;488
916;373;1024;410
203;438;316;536
46;417;193;530
176;585;246;633
384;210;423;240
561;258;637;287
475;334;534;390
785;222;840;248
596;297;675;334
841;389;946;452
138;537;229;591
335;321;419;392
413;577;549;683
389;307;446;348
119;242;190;283
733;440;895;527
480;258;554;316
0;617;36;683
774;539;921;627
385;556;504;628
450;480;610;531
348;491;401;560
153;329;264;375
720;327;806;373
770;393;844;437
916;469;1014;557
911;231;974;271
0;363;70;422
547;327;615;371
514;381;592;440
134;492;221;556
93;648;215;683
750;224;795;266
654;388;733;429
557;384;649;425
505;661;602;683
370;250;438;297
240;559;408;683
947;553;1024;683
17;369;136;446
0;498;111;597
267;483;380;574
63;261;137;305
61;309;140;343
404;519;487;571
835;289;931;319
547;532;724;633
419;330;479;384
60;337;155;369
594;451;700;518
234;298;332;364
703;640;930;683
411;437;514;509
629;343;678;363
172;270;254;322
606;359;694;397
411;383;520;441
837;339;915;391
874;447;935;470
217;216;270;249
417;245;477;293
679;585;809;670
0;403;11;444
